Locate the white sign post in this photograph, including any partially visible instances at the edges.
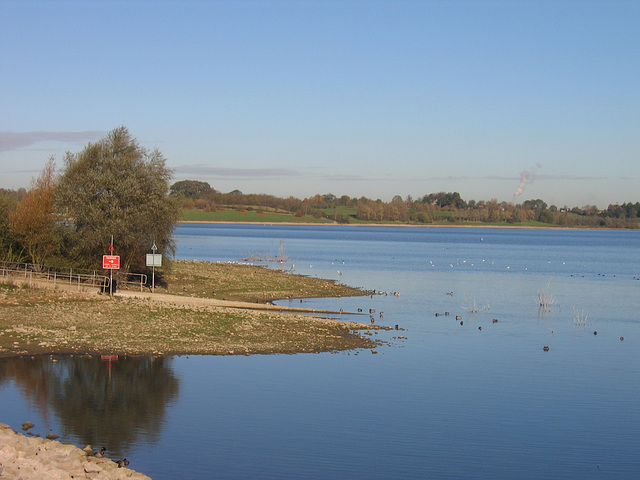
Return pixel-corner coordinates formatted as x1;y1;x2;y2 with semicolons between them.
146;243;162;293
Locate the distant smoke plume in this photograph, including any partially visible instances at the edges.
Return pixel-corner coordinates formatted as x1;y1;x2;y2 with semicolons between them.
513;163;542;201
513;171;530;200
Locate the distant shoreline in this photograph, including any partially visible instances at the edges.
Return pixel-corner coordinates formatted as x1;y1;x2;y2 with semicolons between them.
178;220;595;230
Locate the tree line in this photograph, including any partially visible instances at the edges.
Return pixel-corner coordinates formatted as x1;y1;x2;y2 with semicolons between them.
2;126;638;275
171;179;640;229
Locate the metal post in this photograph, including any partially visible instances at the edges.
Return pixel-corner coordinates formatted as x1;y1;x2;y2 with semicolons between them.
151;242;157;293
109;235;114;296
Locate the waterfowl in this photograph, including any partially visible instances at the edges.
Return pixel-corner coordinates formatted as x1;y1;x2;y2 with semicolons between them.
116;458;129;468
543;346;550;351
95;447;106;458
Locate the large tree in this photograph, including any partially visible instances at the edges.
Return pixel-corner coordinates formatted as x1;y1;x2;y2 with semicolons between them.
56;127;181;271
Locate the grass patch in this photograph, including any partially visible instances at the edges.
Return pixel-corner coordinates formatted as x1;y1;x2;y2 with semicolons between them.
165;260;368;302
181;209;332;223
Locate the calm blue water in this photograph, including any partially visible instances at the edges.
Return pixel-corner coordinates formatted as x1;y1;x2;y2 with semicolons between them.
1;225;639;479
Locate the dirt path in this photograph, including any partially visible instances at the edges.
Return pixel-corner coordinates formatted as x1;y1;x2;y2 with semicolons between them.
114;289;352;315
11;275;359;314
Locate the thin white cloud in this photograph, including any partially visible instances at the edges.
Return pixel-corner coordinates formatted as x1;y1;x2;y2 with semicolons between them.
320;174;364;181
0;131;104;152
175;165;299;178
430;174;613;182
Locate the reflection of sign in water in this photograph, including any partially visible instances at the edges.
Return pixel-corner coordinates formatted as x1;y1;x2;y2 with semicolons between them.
101;355;118;373
146;254;162;267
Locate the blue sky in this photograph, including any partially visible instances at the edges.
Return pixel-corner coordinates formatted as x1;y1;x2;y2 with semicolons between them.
1;0;638;208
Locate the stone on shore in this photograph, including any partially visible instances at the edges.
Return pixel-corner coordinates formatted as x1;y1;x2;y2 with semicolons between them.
0;423;151;479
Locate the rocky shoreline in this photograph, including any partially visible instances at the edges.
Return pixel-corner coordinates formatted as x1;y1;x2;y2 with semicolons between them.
0;423;151;479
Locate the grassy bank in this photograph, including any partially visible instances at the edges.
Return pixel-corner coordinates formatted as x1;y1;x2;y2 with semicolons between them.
0;262;385;358
164;260;371;302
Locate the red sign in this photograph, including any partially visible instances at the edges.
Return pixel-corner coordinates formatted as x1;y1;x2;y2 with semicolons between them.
103;255;120;269
108;244;115;252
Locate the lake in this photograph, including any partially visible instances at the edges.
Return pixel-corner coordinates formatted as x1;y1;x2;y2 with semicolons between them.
1;224;639;479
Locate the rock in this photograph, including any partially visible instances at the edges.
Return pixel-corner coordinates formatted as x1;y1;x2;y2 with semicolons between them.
46;433;60;440
84;462;103;473
22;421;35;430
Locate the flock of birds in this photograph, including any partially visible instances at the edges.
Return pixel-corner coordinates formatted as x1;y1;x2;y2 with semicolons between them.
293;257;631;354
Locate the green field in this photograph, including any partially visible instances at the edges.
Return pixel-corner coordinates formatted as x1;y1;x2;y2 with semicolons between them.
181;209;333;223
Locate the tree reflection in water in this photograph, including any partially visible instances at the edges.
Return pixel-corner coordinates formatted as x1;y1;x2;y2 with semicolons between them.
0;355;179;455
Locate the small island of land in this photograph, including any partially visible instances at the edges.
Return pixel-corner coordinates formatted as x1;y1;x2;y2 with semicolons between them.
0;260;387;358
